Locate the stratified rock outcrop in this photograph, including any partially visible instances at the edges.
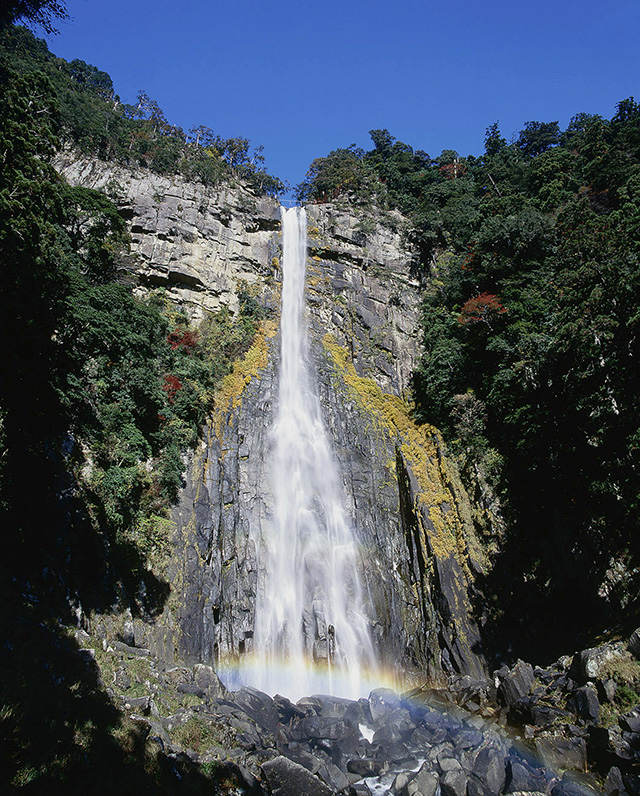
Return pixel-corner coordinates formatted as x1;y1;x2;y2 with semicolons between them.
54;151;281;320
57;154;488;682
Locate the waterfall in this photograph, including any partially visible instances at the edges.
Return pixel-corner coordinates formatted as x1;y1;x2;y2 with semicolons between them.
247;206;377;700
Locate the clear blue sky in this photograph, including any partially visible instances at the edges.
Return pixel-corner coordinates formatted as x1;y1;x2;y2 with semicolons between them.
44;0;639;192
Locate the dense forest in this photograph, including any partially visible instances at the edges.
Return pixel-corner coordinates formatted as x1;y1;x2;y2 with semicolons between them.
298;109;640;658
2;0;640;788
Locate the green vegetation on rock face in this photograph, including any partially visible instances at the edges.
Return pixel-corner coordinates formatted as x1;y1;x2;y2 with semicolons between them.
301;111;640;659
0;25;284;196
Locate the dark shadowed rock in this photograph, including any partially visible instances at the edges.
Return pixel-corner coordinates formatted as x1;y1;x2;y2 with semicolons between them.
598;679;617;705
347;757;385;777
261;756;335;796
274;694;307;723
451;727;483;751
620;707;640;734
372;737;412;764
177;683;205;699
351;784;373;796
309;694;355;718
469;744;507;794
373;723;402;746
551;771;602;796
572;685;600;723
498;661;535;707
290;716;346;742
604;766;626;795
588;724;635;767
528;704;572;727
280;745;323;774
440;767;467;796
317;761;349;792
386;707;416;737
505;755;549;794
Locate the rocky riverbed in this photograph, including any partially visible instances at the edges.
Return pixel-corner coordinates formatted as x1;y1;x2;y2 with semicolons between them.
73;619;640;796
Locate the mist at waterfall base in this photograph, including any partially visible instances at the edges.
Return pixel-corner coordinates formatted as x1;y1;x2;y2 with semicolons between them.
219;207;383;702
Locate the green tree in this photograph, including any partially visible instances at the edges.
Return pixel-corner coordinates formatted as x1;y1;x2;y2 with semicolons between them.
0;0;67;33
296;145;372;202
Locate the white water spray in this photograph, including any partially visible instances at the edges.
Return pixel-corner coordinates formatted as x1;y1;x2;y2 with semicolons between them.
247;206;376;700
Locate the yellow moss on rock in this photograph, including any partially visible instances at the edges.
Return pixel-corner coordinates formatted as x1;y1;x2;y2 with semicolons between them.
322;333;474;569
210;319;277;444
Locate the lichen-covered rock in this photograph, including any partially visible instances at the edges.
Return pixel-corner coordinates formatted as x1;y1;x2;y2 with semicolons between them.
576;644;625;682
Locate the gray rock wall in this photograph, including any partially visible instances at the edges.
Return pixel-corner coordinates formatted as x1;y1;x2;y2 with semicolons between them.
57;154;487;683
54;151;281;321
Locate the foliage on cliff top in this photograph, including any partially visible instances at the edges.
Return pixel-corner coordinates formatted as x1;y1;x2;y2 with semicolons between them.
0;0;67;34
0;24;284;196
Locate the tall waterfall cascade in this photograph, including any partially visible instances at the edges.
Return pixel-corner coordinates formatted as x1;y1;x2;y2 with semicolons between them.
244;206;377;700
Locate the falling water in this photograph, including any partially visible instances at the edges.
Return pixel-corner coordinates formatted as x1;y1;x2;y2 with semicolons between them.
247;206;377;700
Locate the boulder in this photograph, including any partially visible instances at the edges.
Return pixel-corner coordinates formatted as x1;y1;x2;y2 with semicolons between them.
122;620;135;647
604;766;626;795
504;755;549;794
233;686;279;732
407;764;439;796
290;715;346;742
528;704;572;727
440;767;467;796
620;706;640;734
193;664;226;698
177;683;205;699
628;629;640;660
469;745;507;794
534;737;587;772
274;694;307;722
281;746;323;774
347;758;385;778
572;685;601;723
261;756;335;796
317;761;349;792
369;688;402;725
597;679;617;705
498;661;535;707
575;644;625;682
551;771;602;796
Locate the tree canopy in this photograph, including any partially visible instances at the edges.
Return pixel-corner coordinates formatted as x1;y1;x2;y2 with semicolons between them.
0;25;284;196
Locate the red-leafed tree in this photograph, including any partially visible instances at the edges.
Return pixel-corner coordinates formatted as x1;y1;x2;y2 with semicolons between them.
458;292;507;328
167;329;198;353
439;159;467;179
162;374;183;403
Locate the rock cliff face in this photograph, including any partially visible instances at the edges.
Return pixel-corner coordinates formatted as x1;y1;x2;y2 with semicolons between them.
54;151;281;320
58;155;487;683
